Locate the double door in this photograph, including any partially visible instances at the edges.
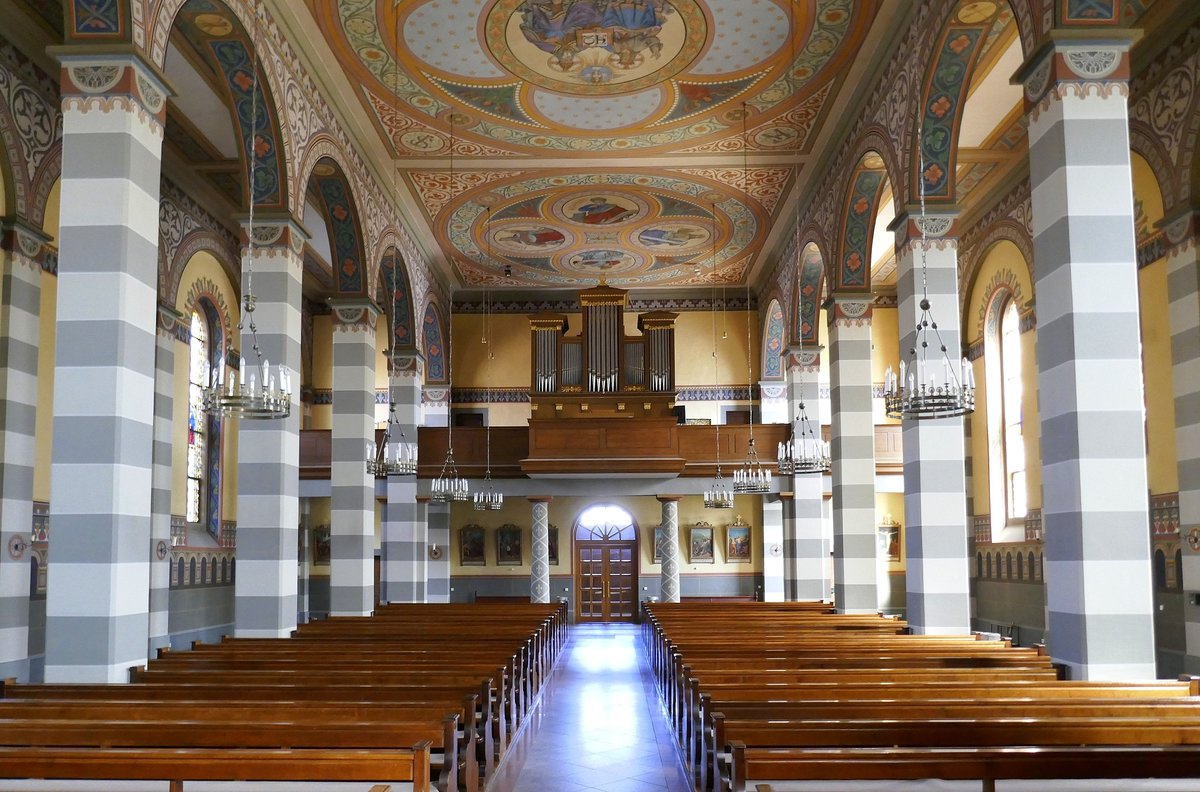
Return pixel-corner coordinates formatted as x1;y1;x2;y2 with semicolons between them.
576;541;637;622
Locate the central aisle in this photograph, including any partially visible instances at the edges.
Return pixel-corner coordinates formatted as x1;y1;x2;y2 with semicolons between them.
486;623;691;792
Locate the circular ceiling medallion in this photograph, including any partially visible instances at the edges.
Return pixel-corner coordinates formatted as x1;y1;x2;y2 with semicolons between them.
485;0;707;96
633;220;710;253
552;191;650;227
492;223;573;256
558;248;646;277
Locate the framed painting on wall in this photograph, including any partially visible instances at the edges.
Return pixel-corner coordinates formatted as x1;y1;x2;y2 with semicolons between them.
725;520;751;563
460;525;486;566
312;525;331;566
653;526;668;564
688;524;714;564
496;524;522;565
548;525;559;566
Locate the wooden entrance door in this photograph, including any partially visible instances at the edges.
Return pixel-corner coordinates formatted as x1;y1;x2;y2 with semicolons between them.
576;541;637;622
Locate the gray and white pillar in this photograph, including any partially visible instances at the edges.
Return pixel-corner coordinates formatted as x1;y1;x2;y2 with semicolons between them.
894;213;970;634
761;498;785;602
426;498;450;603
785;348;829;601
234;220;305;638
329;300;379;617
1022;39;1155;679
1165;209;1200;674
530;497;552;603
658;496;681;603
149;305;179;653
826;297;878;613
0;220;46;680
45;56;169;681
382;357;425;603
758;380;789;424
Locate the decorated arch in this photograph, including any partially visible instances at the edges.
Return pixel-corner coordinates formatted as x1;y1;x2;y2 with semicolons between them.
422;302;447;385
794;242;826;345
306;154;368;294
833;149;891;293
379;246;416;353
761;298;786;381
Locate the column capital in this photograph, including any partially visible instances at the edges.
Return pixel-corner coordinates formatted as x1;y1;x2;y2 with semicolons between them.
785;346;822;372
53;48;173;130
156;302;187;342
888;209;961;254
527;496;553;504
329;298;381;334
656;495;682;503
1014;31;1139;115
777;492;795;501
758;380;788;400
239;213;309;260
415;495;432;505
0;218;54;273
823;295;873;327
1160;207;1200;260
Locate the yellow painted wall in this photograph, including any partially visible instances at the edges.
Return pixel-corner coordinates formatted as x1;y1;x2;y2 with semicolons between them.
306;497;331;577
32;181;60;503
965;239;1040;517
1132;152;1177;495
871;307;899;424
449;494;763;579
453;313;531;388
32;271;55;503
309;314;333;430
675;311;759;386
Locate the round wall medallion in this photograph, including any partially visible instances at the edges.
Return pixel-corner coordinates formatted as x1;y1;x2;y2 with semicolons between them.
156;540;169;560
769;543;782;557
1186;527;1200;552
7;534;28;560
429;545;444;560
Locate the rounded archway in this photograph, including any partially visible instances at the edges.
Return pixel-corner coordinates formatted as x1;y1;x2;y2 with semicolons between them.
573;504;639;623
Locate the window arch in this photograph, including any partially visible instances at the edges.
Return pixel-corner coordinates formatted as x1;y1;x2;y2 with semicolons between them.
574;504;638;542
1153;549;1167;589
187;301;224;541
985;291;1027;532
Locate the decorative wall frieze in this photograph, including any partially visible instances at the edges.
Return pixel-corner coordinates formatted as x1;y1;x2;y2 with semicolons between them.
826;298;872;327
452;295;756;314
59;55;172;134
159;178;240;306
0;44;62;227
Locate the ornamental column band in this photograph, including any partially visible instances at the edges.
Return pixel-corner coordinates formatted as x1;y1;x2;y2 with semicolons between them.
45;55;170;682
383;355;425;603
891;211;970;635
826;297;878;613
0;220;49;681
233;218;305;637
1020;36;1155;679
150;305;181;653
785;347;829;601
1163;209;1200;674
658;495;681;603
529;497;552;603
329;299;380;617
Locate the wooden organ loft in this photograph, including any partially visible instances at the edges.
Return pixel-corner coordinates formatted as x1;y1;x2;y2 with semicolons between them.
520;283;691;476
527;283;679;422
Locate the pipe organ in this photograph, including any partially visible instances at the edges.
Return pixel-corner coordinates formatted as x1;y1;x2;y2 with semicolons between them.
528;283;678;420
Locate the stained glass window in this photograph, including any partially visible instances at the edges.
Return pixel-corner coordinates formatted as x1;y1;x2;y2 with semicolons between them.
187;312;208;525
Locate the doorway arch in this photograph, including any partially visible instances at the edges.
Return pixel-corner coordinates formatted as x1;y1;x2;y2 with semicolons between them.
573;504;639;623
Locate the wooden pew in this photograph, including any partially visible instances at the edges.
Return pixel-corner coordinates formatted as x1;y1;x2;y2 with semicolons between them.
0;743;431;792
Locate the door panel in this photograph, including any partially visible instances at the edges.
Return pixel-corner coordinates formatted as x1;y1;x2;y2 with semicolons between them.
575;541;638;623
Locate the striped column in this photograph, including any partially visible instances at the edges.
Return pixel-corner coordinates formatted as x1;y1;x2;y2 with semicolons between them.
329;300;379;617
149;305;179;653
785;349;828;601
826;297;878;613
657;496;680;603
426;499;450;603
0;220;47;681
1023;41;1155;679
761;498;784;602
382;357;425;603
234;220;304;638
45;56;169;682
894;214;970;635
530;497;552;603
1164;210;1200;674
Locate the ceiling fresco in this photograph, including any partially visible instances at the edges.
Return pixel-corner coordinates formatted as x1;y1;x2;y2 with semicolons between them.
303;0;880;290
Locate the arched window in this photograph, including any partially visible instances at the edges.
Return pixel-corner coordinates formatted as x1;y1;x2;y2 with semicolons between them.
187;312;208;527
985;294;1027;532
1027;551;1035;581
975;552;983;578
1153;549;1167;589
1006;553;1013;580
187;303;224;541
1016;553;1024;581
1175;550;1184;591
574;504;637;541
986;554;992;579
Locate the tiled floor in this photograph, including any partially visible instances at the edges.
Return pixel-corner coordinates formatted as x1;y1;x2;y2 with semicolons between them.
486;623;692;792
